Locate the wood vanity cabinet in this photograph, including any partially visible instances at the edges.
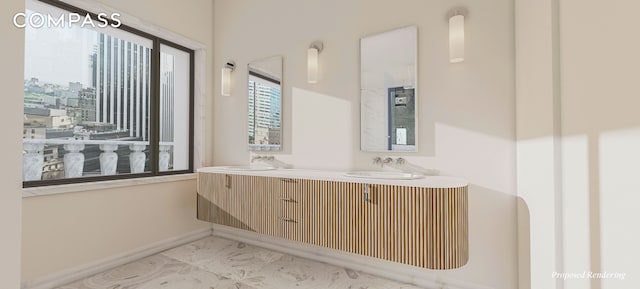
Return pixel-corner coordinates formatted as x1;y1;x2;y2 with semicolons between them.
197;173;468;270
252;176;303;240
196;173;224;224
197;174;254;230
198;174;303;238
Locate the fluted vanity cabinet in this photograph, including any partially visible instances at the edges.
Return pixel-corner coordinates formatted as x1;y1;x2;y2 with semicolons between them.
197;174;253;230
254;177;303;241
198;174;304;238
197;171;469;270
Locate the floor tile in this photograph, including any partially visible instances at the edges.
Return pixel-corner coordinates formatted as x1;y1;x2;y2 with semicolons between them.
56;254;244;289
59;236;425;289
162;237;284;281
241;254;423;289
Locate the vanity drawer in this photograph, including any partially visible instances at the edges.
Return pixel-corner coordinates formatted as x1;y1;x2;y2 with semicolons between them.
276;177;302;240
277;211;299;241
277;177;301;198
249;176;301;240
274;177;301;219
257;202;300;241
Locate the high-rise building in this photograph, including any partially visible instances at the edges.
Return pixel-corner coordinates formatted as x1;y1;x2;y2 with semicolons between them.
78;88;96;123
247;72;281;144
91;33;152;139
160;52;175;142
66;88;95;123
90;33;176;142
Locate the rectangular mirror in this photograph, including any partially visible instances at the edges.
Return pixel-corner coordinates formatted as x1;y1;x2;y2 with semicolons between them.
360;26;417;152
248;56;282;151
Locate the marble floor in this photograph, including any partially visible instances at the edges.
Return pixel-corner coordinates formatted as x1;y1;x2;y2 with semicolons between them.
58;236;426;289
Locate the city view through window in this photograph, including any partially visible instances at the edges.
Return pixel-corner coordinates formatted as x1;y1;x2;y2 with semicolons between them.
246;55;282;151
22;2;192;184
248;75;281;147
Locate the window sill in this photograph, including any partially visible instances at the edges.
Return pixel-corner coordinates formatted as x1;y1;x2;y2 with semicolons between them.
22;173;196;198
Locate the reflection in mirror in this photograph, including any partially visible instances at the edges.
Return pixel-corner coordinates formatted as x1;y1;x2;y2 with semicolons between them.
360;26;417;152
248;56;282;151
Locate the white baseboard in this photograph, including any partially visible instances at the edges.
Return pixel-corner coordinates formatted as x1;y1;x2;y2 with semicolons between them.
21;225;492;289
213;225;494;289
21;227;213;289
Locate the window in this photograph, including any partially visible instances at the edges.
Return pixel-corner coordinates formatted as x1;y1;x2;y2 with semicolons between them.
22;0;194;187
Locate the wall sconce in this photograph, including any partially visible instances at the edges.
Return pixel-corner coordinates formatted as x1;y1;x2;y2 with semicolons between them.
221;61;235;96
449;13;465;63
307;41;323;83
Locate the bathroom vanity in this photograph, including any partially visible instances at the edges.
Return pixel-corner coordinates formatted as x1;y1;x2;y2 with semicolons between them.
197;168;468;270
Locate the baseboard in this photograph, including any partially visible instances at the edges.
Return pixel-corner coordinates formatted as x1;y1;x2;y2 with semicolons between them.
21;227;213;289
21;225;493;289
213;225;494;289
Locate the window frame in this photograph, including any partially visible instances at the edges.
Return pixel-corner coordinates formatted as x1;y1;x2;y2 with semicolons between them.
22;0;195;188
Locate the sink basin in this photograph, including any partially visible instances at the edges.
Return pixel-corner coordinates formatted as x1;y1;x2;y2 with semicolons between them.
343;171;424;180
216;165;277;171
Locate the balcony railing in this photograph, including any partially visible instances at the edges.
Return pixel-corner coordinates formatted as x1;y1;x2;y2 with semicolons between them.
22;139;174;182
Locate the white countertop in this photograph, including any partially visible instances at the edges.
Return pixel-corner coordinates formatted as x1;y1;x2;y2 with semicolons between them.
197;167;468;189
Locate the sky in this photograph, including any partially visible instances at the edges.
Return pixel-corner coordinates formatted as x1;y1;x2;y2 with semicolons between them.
24;17;97;88
22;0;154;88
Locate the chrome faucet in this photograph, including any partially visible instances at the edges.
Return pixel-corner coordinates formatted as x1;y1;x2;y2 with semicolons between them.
251;155;262;163
373;156;395;167
395;157;406;165
372;156;383;167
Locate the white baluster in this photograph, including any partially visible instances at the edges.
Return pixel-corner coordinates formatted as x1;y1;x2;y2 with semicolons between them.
23;142;45;181
99;144;118;175
129;144;146;173
63;143;85;178
159;145;171;171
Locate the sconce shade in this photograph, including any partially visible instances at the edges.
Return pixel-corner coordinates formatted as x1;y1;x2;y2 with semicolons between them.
221;62;234;96
449;14;465;63
221;67;231;96
307;47;319;83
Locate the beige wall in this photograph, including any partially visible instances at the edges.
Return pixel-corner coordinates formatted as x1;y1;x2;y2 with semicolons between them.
213;1;517;288
18;0;214;283
515;0;561;288
0;0;26;287
517;0;640;288
22;180;207;281
560;0;640;288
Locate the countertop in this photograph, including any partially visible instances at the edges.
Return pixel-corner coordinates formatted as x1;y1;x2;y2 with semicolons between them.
197;167;468;189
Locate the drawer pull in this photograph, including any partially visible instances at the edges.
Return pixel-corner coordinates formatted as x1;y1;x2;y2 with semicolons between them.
225;175;231;189
279;217;293;222
278;197;293;202
364;184;370;202
280;178;298;183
